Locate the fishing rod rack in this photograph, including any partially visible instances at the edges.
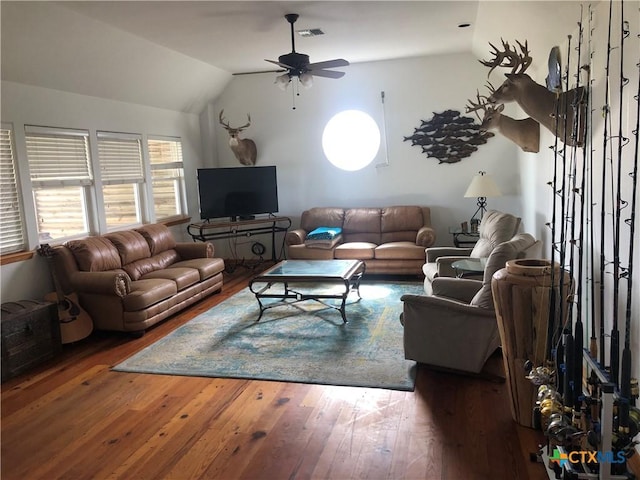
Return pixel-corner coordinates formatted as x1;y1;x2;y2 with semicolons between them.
535;349;637;479
528;2;640;476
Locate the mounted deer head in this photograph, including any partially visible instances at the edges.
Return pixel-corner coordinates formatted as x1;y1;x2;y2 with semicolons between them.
479;40;586;147
466;88;540;153
219;110;257;166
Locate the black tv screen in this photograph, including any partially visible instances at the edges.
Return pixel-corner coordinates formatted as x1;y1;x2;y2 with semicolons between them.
197;166;279;220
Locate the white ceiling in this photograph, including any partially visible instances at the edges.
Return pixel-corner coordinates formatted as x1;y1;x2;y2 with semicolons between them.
1;1;589;113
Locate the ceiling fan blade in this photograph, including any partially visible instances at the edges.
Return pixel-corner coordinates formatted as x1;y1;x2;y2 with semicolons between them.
233;69;286;76
310;69;346;79
265;59;295;69
307;59;350;70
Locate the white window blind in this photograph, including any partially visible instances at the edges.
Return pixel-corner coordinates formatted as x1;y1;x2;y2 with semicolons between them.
25;126;92;186
148;137;185;219
97;132;144;229
25;126;92;241
0;126;26;254
97;132;143;185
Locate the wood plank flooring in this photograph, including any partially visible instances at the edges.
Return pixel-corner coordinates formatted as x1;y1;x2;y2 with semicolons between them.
1;265;549;480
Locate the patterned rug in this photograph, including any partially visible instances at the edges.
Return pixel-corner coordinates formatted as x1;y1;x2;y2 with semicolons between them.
113;281;423;391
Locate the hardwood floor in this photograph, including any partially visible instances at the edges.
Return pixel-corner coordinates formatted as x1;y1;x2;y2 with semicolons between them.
1;265;549;480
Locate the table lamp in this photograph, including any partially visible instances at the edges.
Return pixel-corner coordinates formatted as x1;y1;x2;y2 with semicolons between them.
464;171;501;232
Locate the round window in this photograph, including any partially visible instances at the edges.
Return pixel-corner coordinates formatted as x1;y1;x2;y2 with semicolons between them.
322;110;381;171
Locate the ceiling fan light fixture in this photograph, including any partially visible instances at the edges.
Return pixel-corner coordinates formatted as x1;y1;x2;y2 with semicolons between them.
299;72;313;89
275;73;291;90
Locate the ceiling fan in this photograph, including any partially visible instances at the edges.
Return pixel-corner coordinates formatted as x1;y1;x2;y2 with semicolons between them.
261;13;349;89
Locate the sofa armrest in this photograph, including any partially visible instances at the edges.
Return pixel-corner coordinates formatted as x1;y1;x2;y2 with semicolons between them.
69;271;130;297
286;229;307;246
425;246;473;262
175;242;214;259
416;226;436;248
431;277;482;304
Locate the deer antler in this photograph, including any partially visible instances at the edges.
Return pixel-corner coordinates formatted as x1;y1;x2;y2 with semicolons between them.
479;39;532;77
219;109;230;129
236;114;251;131
218;110;251;131
465;90;490;121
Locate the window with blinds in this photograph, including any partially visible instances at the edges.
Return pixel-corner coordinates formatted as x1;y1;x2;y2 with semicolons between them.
0;125;27;254
148;137;185;220
25;126;93;242
97;132;144;229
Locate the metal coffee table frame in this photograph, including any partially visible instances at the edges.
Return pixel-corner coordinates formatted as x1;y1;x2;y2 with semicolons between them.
248;260;366;323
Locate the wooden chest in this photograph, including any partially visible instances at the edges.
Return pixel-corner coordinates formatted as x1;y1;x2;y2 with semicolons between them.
1;300;61;382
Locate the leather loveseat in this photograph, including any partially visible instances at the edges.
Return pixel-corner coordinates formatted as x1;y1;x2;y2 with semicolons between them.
285;206;436;275
48;223;225;336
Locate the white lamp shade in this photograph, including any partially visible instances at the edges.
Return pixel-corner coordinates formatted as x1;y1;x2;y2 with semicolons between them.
464;173;501;198
275;73;291;91
299;72;313;88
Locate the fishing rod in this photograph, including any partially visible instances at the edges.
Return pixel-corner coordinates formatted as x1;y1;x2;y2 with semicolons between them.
543;39;565;385
610;1;629;391
599;0;614;368
618;41;639;443
586;4;601;426
561;34;574;408
570;14;586;414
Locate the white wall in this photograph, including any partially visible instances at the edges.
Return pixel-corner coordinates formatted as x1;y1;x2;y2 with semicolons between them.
0;81;204;302
204;52;524;248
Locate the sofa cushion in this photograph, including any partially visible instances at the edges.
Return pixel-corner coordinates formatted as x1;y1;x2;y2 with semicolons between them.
381;206;424;232
123;278;177;312
343;208;381;233
105;230;151;265
334;242;376;260
171;258;225;281
300;207;345;232
141;267;200;291
374;242;425;260
66;236;122;272
123;250;180;281
136;223;177;256
470;233;534;310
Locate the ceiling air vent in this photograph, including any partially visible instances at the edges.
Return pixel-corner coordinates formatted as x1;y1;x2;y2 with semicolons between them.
297;28;324;37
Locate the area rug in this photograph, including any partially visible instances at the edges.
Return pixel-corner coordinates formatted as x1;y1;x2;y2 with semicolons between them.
113;281;423;391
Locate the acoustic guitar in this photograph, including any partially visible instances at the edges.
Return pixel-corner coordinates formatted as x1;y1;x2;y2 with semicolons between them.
37;244;93;344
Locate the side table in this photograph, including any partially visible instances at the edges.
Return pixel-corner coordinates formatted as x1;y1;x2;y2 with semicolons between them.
451;258;487;278
448;227;480;248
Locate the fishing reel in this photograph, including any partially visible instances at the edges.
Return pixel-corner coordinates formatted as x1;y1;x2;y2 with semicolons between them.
526;361;556;386
535;384;564;432
547;412;582;446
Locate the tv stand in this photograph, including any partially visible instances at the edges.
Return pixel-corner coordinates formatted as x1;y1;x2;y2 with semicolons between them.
187;216;291;262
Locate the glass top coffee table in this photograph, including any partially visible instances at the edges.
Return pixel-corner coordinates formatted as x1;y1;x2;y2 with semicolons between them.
248;259;366;323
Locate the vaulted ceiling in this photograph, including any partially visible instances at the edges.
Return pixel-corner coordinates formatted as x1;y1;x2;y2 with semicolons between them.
1;1;588;113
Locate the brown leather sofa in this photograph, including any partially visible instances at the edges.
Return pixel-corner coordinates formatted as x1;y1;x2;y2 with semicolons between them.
49;223;225;335
285;206;436;275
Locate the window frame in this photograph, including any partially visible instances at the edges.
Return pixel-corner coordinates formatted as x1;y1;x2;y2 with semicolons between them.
25;125;94;244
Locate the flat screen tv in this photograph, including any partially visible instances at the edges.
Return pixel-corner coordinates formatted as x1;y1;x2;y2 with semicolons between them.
197;166;279;221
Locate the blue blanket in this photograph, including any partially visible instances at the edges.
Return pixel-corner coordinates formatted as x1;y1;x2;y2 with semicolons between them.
306;227;342;241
